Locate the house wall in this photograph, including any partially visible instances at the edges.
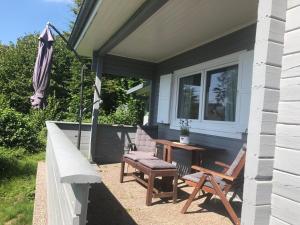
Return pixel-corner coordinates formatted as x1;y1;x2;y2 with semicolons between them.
158;124;247;165
93;125;137;163
241;0;287;225
151;25;256;165
270;1;300;225
102;54;156;79
156;24;257;75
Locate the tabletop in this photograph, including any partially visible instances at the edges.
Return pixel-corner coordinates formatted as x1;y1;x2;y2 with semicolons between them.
154;139;208;151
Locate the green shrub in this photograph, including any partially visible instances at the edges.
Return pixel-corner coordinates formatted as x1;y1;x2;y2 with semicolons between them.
27;95;65;147
99;98;144;126
0;94;9;109
0;108;40;152
0;147;26;178
28;95;63;130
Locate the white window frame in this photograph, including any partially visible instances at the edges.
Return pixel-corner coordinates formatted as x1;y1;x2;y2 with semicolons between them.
170;51;253;139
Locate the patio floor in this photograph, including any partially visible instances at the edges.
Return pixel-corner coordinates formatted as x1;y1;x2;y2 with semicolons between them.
87;163;242;225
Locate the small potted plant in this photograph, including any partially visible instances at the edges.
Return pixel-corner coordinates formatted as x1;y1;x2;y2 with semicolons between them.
179;119;191;144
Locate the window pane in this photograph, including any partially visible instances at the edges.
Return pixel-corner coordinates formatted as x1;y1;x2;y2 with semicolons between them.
177;73;201;119
204;65;238;121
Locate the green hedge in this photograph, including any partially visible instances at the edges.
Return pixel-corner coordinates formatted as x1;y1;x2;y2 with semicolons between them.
0;108;41;153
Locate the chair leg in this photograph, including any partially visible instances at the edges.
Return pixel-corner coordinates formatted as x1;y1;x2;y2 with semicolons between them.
146;174;154;206
209;176;240;225
181;175;206;214
120;160;125;183
173;174;178;204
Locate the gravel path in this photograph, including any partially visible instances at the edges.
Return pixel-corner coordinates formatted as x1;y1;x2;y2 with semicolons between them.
87;163;240;225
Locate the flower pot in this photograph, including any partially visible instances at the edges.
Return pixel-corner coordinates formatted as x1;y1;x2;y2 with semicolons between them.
180;135;190;144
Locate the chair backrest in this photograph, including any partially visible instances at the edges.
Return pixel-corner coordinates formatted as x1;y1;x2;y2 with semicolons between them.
225;144;247;178
134;125;158;153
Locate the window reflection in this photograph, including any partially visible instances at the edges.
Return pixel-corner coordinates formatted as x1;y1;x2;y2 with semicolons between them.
177;74;201;119
204;65;238;121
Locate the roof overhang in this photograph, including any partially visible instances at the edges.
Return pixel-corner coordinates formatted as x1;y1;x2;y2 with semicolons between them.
69;0;258;63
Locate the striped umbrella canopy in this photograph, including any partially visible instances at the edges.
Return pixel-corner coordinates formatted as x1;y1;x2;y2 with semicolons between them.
30;25;54;109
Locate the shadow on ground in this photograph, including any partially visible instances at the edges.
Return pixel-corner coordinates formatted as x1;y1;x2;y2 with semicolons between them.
184;197;242;223
87;183;138;225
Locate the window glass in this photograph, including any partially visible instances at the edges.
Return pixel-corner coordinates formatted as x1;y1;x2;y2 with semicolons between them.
177;73;201;119
204;65;238;121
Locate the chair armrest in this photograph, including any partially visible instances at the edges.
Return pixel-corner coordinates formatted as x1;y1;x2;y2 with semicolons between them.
127;143;136;151
214;161;230;168
191;165;234;181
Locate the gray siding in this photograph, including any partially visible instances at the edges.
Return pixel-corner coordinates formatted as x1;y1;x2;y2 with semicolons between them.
57;122;138;164
59;121;241;174
94;125;137;163
270;2;300;225
102;54;156;79
158;124;247;165
157;24;256;75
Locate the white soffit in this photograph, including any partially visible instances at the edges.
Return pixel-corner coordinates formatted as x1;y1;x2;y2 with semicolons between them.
76;0;146;57
110;0;258;62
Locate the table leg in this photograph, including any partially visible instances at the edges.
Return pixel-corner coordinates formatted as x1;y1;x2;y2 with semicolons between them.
146;174;154;206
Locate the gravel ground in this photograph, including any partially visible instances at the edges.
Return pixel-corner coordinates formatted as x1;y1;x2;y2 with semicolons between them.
87;163;241;225
32;161;47;225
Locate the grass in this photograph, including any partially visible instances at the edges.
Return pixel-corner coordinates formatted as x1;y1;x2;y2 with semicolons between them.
0;149;45;225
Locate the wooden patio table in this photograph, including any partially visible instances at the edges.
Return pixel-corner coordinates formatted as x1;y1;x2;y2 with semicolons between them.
154;139;208;165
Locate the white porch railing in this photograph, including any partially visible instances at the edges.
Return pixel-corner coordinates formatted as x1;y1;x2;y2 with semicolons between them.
46;121;101;225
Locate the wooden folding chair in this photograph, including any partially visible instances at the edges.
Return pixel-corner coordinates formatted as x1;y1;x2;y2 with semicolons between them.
181;144;246;225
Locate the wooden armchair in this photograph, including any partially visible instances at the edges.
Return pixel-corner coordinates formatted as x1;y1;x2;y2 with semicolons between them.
181;144;247;225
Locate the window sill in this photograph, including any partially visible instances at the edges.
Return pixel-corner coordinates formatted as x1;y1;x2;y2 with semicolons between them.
169;124;244;139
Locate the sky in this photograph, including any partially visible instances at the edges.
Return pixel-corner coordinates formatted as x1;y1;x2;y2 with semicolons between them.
0;0;75;45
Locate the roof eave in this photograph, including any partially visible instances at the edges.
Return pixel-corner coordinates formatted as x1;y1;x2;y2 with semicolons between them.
68;0;98;49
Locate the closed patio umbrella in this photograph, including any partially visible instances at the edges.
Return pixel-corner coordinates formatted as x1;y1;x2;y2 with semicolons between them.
30;22;98;150
30;25;54;109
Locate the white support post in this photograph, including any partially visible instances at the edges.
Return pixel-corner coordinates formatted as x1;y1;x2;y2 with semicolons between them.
241;0;287;224
88;57;103;161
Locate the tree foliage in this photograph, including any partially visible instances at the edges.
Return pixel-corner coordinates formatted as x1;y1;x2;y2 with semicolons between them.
0;32;145;122
71;0;83;16
0;0;146;153
0;35;37;113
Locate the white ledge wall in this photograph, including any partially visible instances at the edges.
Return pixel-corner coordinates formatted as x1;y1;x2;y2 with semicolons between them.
270;1;300;224
46;121;101;225
241;0;287;224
